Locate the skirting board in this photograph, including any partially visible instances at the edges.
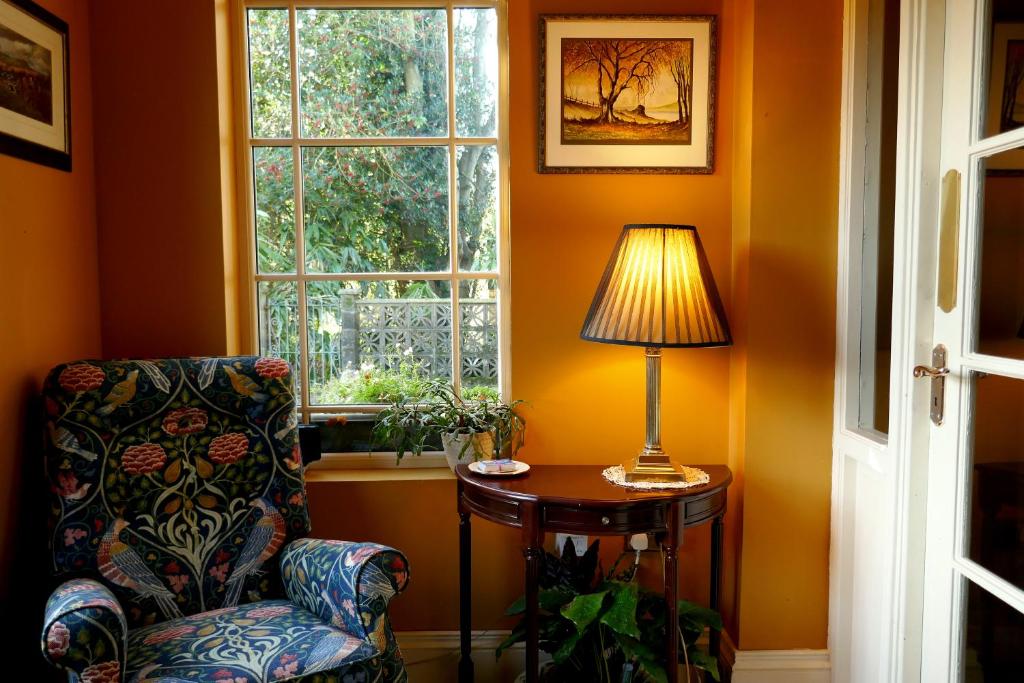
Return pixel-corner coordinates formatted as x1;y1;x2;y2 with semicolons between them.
722;631;831;683
398;630;527;682
397;630;831;683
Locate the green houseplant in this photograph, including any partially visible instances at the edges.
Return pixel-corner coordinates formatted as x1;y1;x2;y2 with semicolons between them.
497;539;722;683
372;379;525;468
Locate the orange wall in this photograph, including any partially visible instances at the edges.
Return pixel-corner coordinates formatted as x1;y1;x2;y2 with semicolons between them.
509;0;734;472
732;0;841;649
78;0;842;654
89;0;231;358
0;0;102;676
507;0;736;632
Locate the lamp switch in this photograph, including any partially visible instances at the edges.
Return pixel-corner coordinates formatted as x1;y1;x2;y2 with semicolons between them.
555;534;588;557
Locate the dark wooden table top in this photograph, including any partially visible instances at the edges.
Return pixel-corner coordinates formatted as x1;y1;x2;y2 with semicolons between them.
455;463;732;506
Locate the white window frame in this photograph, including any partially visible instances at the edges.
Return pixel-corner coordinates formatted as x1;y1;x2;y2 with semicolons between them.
233;0;511;433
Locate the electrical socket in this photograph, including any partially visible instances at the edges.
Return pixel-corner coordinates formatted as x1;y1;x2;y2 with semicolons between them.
554;533;588;557
628;533;649;551
626;533;660;551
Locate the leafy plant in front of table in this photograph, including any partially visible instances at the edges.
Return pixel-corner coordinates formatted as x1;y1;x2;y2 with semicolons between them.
496;538;723;683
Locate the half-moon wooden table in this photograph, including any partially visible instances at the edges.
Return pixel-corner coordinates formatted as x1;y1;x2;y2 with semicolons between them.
455;463;732;683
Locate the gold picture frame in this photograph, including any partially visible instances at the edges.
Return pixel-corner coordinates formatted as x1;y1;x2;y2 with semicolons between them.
538;15;717;174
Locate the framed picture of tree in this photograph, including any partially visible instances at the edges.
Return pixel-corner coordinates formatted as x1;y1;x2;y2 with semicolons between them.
539;15;716;174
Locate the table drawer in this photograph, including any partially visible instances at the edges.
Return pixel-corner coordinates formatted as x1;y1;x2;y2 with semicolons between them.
542;503;666;533
682;490;726;526
461;487;520;526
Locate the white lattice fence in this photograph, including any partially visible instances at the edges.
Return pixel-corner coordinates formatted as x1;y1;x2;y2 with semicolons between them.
264;297;497;389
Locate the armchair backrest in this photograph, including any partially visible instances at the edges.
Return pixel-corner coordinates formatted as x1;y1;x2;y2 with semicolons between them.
43;357;311;629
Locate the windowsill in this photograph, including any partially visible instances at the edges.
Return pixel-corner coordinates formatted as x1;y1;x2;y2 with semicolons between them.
305;464;455;483
304;451;455;482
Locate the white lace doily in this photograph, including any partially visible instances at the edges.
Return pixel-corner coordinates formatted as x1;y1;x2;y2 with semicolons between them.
602;465;710;490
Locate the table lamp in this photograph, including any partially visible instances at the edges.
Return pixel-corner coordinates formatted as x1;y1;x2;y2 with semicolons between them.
581;224;732;482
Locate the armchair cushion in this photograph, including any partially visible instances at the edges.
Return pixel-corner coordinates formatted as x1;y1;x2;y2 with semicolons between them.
280;539;409;677
125;599;381;682
42;578;127;682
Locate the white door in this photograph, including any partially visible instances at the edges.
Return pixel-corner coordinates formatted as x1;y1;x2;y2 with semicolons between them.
830;0;942;679
919;0;1024;679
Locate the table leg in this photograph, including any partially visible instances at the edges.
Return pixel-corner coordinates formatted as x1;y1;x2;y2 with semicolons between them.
521;503;543;683
665;502;682;683
458;505;474;683
709;513;724;660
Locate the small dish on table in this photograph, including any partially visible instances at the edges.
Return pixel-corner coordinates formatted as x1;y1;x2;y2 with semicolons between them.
468;459;530;477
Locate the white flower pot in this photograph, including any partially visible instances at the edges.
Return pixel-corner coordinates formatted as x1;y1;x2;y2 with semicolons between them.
442;431;495;471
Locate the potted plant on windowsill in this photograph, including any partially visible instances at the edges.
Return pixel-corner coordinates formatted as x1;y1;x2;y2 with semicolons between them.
440;388;526;470
372;379;526;470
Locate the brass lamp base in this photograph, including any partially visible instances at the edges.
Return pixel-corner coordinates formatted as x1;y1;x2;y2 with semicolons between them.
622;452;690;483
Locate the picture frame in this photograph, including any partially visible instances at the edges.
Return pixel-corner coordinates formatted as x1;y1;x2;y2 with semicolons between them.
984;22;1024;175
538;14;716;174
0;0;70;171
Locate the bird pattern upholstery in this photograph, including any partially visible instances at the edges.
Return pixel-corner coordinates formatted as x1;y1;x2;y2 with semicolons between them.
39;357;409;682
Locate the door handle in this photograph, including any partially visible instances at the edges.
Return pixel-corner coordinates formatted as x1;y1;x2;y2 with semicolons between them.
913;344;947;425
912;365;949;378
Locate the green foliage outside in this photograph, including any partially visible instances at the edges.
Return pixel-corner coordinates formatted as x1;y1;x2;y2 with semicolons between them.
247;8;500;402
314;353;499;405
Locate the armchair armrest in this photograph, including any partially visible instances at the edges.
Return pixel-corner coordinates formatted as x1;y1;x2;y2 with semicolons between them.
41;578;127;682
280;539;409;646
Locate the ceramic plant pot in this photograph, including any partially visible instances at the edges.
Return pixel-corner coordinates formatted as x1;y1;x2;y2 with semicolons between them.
442;431;495;471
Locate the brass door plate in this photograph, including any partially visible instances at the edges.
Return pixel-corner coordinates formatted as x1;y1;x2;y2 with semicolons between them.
938;170;961;313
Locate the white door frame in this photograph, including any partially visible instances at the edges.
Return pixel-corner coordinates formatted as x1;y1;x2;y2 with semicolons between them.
830;0;946;681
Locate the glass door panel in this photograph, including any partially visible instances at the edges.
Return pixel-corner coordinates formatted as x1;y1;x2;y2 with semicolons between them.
975;148;1024;360
961;580;1024;680
966;372;1024;590
982;2;1024;139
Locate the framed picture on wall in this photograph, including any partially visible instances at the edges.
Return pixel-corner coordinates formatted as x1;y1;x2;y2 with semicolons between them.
0;0;70;171
538;14;716;174
985;22;1024;174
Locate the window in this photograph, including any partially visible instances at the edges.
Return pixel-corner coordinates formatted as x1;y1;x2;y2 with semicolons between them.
845;0;898;437
238;1;508;425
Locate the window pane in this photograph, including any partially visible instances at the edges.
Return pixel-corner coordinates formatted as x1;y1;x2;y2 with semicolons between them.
297;9;448;138
966;372;1024;591
302;146;450;274
855;0;899;434
257;281;300;400
455;8;498;137
460;279;498;400
306;280;453;405
976;147;1024;360
247;9;292;138
982;5;1024;138
961;580;1024;680
253;147;295;273
456;145;498;272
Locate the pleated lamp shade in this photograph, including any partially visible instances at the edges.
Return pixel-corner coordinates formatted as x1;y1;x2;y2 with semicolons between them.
581;225;732;347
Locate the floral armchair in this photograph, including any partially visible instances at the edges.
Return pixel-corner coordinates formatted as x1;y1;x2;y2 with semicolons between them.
39;357;409;683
